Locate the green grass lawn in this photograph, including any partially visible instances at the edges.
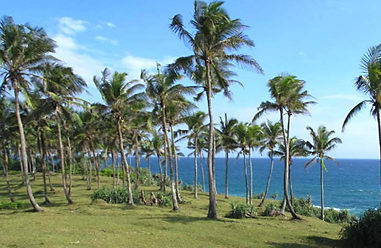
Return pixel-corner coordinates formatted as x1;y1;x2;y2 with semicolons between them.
0;173;343;248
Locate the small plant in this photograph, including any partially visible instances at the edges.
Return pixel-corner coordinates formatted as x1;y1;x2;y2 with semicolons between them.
226;201;256;219
91;187;139;204
156;192;172;207
341;208;381;247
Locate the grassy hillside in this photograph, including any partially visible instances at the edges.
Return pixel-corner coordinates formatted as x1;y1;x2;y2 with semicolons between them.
0;173;343;247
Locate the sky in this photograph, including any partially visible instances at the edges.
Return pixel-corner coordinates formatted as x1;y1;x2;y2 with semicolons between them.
3;0;381;159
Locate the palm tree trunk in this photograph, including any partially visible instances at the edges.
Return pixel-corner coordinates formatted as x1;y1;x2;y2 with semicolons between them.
90;146;100;189
279;110;300;219
376;109;381;206
117;119;134;205
170;124;183;203
2;145;14;202
194;137;198;199
67;137;73;196
205;61;217;219
289;161;294;204
224;151;229;199
249;149;253;205
39;131;50;204
320;159;325;221
111;150;116;188
243;153;248;204
86;148;92;190
56;111;73;204
259;154;274;207
13;83;43;212
161;106;179;210
157;155;163;191
200;152;206;192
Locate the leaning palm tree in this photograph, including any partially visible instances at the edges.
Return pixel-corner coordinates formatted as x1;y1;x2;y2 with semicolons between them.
305;125;342;221
94;68;145;205
258;120;282;207
169;0;263;219
253;75;314;219
217;114;238;199
0;16;56;212
342;44;381;197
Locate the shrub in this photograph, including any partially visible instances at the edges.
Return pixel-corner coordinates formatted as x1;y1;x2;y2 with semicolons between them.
181;184;203;192
270;193;278;200
341;208;381;247
100;168;114;177
91;187;139;204
226;201;256;219
156;192;172;207
0;201;29;210
262;202;280;217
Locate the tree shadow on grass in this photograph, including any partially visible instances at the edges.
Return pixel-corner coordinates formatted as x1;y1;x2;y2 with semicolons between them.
141;215;234;224
267;235;343;248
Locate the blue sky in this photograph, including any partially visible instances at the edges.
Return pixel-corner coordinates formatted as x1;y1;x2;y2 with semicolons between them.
4;0;381;158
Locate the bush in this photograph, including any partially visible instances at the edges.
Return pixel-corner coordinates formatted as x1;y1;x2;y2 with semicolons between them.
91;187;139;204
156;192;172;207
341;208;381;247
262;202;280;217
289;196;317;217
100;168;114;177
0;201;30;210
324;208;353;223
226;201;256;219
181;184;202;192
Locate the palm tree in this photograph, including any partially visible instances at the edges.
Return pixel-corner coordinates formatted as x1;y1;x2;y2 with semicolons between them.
94;68;145;205
142;66;195;211
253;75;314;219
234;122;250;204
217;114;238;199
258;121;282;207
170;0;263;219
305;125;342;221
342;44;381;197
0;16;56;212
182;111;208;198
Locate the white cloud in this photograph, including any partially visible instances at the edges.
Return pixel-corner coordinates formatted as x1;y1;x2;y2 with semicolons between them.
95;22;116;29
58;17;87;35
322;94;362;101
106;22;116;28
121;55;175;79
95;35;118;45
52;34;107;85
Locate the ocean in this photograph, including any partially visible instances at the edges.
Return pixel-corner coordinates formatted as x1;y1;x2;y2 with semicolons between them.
127;157;380;216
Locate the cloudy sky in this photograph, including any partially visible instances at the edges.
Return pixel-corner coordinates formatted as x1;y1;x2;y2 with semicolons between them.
4;0;381;158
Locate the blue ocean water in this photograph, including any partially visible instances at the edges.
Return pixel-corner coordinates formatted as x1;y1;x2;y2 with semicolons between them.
130;157;380;215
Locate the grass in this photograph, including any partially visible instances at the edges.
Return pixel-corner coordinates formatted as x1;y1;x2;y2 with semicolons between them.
0;173;343;248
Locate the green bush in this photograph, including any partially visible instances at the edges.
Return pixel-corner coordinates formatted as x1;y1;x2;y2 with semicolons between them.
100;168;114;177
341;208;381;247
226;201;256;219
0;201;30;210
91;187;139;204
181;184;202;192
263;202;280;217
156;192;172;207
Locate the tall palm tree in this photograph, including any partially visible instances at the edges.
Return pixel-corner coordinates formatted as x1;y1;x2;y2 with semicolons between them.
234;122;250;204
0;16;56;212
142;66;195;211
181;111;208;198
170;0;263;219
258;121;282;207
253;75;314;219
217;114;238;199
342;44;381;197
94;68;145;205
305;125;342;221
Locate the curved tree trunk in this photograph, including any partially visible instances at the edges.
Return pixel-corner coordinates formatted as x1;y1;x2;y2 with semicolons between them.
157;155;164;191
117;119;134;205
56;112;73;204
13;84;43;212
259;154;274;207
111;150;116;188
86;148;92;190
279;110;300;219
194;137;198;199
320;159;325;221
224;151;229;199
200;152;206;192
289;161;294;204
67;137;73;196
205;62;217;219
